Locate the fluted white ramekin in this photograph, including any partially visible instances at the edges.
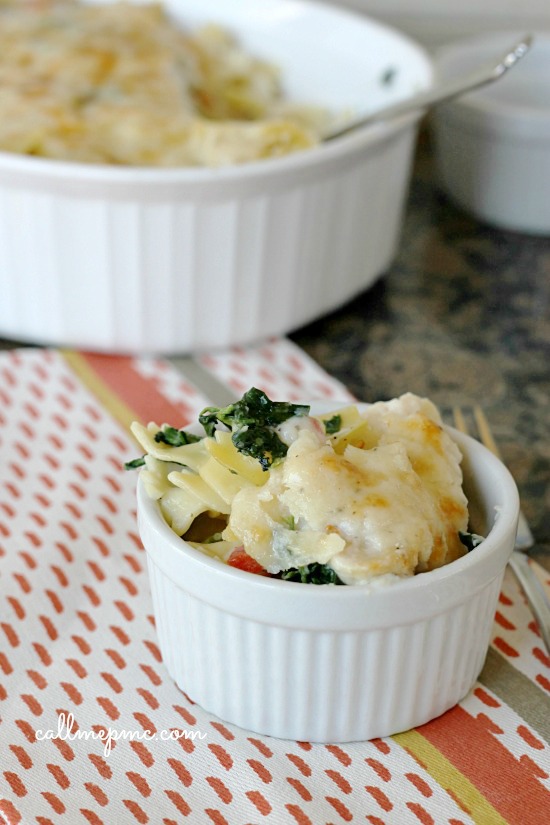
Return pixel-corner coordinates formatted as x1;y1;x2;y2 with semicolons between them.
0;0;433;353
136;404;519;742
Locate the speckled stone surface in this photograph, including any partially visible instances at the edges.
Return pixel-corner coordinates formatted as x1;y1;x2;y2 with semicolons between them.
292;137;550;558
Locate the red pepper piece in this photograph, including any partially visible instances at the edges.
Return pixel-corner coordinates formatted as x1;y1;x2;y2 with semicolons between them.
227;547;270;576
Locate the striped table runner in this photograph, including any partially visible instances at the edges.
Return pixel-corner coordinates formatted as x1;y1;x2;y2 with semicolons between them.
0;343;548;825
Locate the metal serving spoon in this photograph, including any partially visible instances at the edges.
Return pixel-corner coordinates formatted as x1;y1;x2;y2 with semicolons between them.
325;34;533;141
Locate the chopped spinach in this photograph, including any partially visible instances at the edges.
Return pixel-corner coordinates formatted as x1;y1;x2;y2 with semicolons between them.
154;426;201;447
124;456;146;470
324;414;342;435
124;425;200;470
459;531;484;552
282;515;296;530
279;563;344;585
199;387;310;471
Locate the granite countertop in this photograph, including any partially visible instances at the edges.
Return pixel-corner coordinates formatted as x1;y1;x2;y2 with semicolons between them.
292;135;550;564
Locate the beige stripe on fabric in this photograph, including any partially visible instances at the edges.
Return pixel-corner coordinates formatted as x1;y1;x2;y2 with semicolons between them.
395;729;508;825
480;648;550;743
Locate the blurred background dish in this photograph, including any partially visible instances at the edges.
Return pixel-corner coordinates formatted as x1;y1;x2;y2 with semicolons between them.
431;31;550;235
0;0;433;354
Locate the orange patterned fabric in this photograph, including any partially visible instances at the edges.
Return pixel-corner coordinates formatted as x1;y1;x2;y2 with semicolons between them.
0;343;549;825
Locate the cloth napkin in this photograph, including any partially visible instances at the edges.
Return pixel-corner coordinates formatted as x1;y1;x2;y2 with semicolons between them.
0;341;549;825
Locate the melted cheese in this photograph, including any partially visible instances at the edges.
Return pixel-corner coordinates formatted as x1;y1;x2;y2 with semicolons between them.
225;394;469;584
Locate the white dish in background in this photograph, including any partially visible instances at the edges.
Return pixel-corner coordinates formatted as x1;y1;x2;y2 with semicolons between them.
136;402;519;742
0;0;433;354
431;31;550;235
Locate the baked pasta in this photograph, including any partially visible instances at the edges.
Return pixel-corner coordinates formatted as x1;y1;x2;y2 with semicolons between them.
0;0;326;166
128;388;481;586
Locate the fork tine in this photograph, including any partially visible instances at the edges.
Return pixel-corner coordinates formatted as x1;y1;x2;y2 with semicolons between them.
473;406;500;458
451;404;534;548
452;406;467;435
470;407;534;549
451;404;550;653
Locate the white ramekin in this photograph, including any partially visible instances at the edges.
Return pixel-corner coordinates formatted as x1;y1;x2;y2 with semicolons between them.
0;0;433;353
136;405;519;742
432;31;550;235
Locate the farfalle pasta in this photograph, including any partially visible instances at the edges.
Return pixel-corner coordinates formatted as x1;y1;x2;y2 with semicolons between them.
128;388;482;585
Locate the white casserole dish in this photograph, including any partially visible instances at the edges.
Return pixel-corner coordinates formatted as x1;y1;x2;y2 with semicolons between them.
0;0;433;353
432;31;550;235
136;402;519;742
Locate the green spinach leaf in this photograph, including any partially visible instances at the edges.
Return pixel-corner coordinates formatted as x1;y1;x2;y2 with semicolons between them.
324;414;342;435
199;387;309;471
280;563;344;585
154;426;201;447
459;531;484;552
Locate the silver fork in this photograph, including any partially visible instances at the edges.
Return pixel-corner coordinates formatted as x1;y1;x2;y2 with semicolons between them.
452;406;550;654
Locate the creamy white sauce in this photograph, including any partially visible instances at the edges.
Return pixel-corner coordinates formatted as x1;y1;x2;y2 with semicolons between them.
225;394;470;585
275;414;324;447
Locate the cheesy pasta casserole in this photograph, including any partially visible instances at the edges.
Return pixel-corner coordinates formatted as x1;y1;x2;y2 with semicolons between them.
0;0;325;166
128;388;482;586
